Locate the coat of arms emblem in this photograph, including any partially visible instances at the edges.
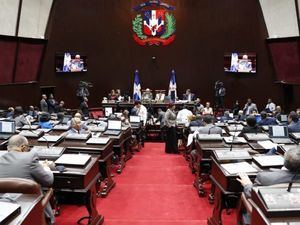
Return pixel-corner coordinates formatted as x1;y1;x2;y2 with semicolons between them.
132;1;176;46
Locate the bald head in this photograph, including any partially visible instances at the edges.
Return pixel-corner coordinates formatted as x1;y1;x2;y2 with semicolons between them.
7;135;29;152
284;146;300;172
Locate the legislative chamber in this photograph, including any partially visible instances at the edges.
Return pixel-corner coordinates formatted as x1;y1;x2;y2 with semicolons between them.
0;0;300;225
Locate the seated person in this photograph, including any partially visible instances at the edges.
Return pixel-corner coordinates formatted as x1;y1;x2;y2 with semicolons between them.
0;135;55;224
55;101;67;113
28;106;38;119
121;110;130;126
287;111;300;132
177;105;193;125
189;115;204;127
238;146;300;198
197;115;222;135
237;147;300;225
68;113;89;134
194;98;204;114
220;110;233;122
38;112;53;129
142;88;153;101
108;89;118;100
236;110;247;121
182;89;195;101
202;102;213;115
155;90;166;102
238;115;262;137
14;106;30;127
6;107;14;119
258;111;277;126
232;100;240;116
265;98;276;113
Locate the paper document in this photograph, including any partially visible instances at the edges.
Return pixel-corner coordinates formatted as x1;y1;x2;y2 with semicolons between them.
253;155;284;167
187;130;198;146
55;154;91;166
221;162;258;175
215;150;251;159
223;136;247;143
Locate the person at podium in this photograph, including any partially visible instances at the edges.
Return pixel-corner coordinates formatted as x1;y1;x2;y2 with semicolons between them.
142;88;153;101
182;89;195;102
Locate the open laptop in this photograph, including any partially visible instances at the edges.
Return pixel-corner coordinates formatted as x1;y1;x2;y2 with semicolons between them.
269;125;294;144
103;120;122;136
129;115;141;128
0;121;15;140
279;114;288;123
104;107;113;117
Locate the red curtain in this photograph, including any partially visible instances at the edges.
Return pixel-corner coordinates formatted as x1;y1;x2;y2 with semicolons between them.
0;40;17;84
268;38;300;84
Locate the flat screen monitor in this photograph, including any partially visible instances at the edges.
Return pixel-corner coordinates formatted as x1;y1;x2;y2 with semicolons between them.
107;120;122;130
55;52;87;72
105;107;113;117
224;52;256;73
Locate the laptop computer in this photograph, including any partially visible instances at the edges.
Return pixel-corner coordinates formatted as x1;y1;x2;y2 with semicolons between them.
103;120;122;136
129;116;141;128
86;137;110;145
53;124;70;131
279;114;288;123
104;107;113;117
269;125;294;144
244;133;270;141
0;121;15;140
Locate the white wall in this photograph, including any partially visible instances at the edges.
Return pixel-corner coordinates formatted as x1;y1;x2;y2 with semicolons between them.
18;0;53;39
0;0;20;36
259;0;299;38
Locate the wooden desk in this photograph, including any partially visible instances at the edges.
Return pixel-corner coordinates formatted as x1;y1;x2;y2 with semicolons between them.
194;140;249;197
103;128;132;174
208;158;259;225
51;155;104;225
250;201;300;225
58;139;115;197
0;193;43;225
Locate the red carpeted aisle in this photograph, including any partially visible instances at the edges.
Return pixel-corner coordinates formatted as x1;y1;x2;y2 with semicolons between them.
56;142;236;225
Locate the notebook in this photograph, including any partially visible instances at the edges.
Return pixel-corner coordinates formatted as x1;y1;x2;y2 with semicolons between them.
0;121;15;140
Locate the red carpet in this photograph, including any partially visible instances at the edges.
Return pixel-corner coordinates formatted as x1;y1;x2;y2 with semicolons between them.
56;142;236;225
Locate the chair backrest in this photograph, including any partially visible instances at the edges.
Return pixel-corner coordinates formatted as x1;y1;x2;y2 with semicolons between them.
0;178;40;194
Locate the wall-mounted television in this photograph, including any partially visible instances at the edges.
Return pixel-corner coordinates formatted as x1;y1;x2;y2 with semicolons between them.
55;52;87;73
224;52;256;73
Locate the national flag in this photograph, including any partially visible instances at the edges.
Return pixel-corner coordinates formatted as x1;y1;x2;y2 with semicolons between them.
63;52;71;72
133;70;141;101
168;70;177;101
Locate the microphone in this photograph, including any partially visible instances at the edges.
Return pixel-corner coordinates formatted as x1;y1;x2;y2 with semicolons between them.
40;135;50;149
287;174;299;192
230;122;238;151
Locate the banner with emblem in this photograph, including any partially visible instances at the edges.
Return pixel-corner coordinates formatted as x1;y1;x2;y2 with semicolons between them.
132;0;176;46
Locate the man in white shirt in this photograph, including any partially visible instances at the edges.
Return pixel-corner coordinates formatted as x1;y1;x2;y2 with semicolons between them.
265;98;276;113
177;105;193;126
134;101;148;126
202;102;213;115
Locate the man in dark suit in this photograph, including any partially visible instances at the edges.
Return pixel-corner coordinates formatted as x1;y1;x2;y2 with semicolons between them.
288;111;300;132
182;89;195;102
40;94;48;112
0;135;54;224
238;146;300;198
238;115;262;137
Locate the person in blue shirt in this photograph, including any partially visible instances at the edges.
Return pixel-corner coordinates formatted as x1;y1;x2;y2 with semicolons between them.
38;112;53;129
288;111;300;132
258;111;277;126
6;107;14;119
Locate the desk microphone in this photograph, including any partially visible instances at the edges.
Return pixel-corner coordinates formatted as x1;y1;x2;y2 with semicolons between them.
287;174;299;192
27;125;49;148
230;123;238;151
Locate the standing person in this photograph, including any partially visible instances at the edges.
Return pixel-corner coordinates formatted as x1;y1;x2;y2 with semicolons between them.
47;93;57;114
243;98;257;115
164;103;178;154
40;94;48;112
232;100;240;116
134;101;148;126
265;98;276;113
80;97;89;118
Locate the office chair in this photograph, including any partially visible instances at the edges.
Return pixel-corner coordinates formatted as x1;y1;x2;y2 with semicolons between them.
0;178;53;225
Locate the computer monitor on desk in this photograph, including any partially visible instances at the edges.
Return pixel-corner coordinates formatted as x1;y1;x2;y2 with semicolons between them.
0;121;15;140
104;107;113;117
103;120;122;136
